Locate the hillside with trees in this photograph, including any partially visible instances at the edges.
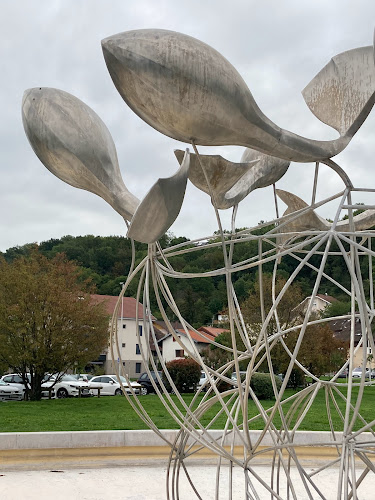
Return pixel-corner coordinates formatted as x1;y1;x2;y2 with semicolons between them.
1;227;372;328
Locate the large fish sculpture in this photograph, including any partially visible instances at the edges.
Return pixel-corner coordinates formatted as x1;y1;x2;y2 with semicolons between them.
22;88;139;221
22;88;190;243
102;29;375;163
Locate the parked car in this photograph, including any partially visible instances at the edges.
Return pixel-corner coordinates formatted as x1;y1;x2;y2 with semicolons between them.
0;380;24;402
42;374;91;398
196;371;208;392
71;374;94;382
137;371;163;395
89;375;141;396
231;371;247;382
351;367;370;378
0;373;55;399
336;368;349;378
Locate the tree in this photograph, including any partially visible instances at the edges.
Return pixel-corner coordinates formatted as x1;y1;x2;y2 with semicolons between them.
241;274;304;338
322;300;351;318
240;274;348;377
275;322;348;378
0;251;109;400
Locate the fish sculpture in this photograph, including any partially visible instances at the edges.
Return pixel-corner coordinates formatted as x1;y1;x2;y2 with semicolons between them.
22;88;139;221
174;148;289;209
102;29;375;163
128;149;190;243
276;189;375;242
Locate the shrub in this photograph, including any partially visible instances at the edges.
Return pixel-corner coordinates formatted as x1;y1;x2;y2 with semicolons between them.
250;373;282;400
164;358;201;393
236;371;282;400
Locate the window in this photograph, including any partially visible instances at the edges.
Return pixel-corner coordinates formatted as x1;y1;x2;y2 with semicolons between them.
122;343;126;348
122;324;126;329
135;362;141;374
136;344;141;355
138;325;143;336
175;349;184;357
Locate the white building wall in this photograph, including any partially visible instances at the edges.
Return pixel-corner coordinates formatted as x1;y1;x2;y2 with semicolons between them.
162;335;207;363
105;317;149;378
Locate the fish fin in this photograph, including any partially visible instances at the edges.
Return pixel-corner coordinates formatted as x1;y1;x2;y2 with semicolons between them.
302;46;375;137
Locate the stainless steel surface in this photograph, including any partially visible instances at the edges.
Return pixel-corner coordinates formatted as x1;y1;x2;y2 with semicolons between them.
174;149;258;209
302;46;375;138
127;149;190;243
102;29;375;162
175;148;289;209
22;87;139;221
277;188;375;239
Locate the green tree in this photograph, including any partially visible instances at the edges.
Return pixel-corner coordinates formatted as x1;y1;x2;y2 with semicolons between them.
240;275;347;377
241;274;304;338
0;251;109;400
322;300;351;318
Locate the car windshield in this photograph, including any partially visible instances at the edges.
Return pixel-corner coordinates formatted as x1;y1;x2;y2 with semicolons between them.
44;374;78;382
0;380;8;386
60;375;79;381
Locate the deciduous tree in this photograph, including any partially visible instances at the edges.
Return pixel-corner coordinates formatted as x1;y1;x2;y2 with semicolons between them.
0;251;109;400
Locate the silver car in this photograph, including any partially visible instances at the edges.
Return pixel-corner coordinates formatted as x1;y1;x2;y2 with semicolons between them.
351;367;370;378
0;380;24;401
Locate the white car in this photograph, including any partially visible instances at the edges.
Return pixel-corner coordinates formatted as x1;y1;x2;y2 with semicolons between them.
89;375;141;396
43;374;91;398
351;367;370;378
0;380;24;401
196;371;208;391
71;373;94;382
0;373;55;399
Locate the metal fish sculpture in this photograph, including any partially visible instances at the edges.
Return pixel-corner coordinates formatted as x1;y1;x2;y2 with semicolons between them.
102;29;375;163
174;148;289;209
22;87;139;221
277;189;375;237
128;149;190;243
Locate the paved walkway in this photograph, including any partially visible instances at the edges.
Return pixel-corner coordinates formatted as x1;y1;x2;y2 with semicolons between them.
1;458;375;499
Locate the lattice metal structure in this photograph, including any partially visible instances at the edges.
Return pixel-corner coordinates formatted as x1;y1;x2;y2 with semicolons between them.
22;27;375;499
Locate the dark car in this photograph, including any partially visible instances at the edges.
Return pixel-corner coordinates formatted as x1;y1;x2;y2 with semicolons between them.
137;371;163;395
336;368;349;378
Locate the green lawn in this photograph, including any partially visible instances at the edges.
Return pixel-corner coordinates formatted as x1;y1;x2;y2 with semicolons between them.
1;384;375;433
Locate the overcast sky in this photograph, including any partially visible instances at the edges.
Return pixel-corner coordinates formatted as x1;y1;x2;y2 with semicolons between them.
1;0;375;252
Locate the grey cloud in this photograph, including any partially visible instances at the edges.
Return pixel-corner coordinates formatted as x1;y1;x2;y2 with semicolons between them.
1;0;375;251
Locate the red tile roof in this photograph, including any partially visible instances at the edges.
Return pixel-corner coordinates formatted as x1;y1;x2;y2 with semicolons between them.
316;294;338;304
90;294;154;320
198;326;229;338
176;328;213;344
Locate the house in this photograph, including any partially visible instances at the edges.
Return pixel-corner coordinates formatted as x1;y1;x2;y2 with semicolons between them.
293;293;337;318
330;316;375;369
90;294;155;378
160;327;216;363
